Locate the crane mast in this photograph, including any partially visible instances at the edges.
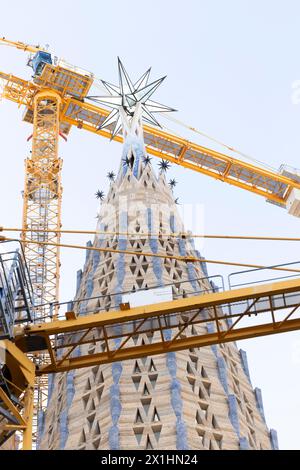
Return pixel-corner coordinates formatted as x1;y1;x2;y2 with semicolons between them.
23;91;62;322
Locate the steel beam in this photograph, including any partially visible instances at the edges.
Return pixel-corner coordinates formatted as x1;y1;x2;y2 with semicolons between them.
16;276;300;375
24;276;300;336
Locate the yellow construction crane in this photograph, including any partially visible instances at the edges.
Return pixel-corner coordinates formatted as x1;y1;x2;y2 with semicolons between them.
1;35;300;325
2;36;300;450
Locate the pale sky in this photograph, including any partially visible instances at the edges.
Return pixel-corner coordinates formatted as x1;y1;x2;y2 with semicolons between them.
1;0;300;449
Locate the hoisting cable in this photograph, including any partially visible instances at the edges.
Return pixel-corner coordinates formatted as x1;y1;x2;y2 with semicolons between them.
2;236;300;274
2;226;300;242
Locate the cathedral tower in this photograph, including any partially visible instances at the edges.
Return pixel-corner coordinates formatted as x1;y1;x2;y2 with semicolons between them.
39;61;278;450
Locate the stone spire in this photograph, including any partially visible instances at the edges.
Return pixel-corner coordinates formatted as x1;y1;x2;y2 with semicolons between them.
38;139;277;450
38;60;277;451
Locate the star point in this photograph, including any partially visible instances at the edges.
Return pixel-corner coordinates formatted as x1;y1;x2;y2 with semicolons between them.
87;59;175;138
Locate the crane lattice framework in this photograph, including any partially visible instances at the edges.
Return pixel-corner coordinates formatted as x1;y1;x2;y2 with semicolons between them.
23;90;62;321
1;36;300;320
1;37;300;450
1;270;300;449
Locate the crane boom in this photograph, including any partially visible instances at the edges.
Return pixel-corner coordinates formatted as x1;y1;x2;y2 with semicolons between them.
0;37;40;53
1;70;300;209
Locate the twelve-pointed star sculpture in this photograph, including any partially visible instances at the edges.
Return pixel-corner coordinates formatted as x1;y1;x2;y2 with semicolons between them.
87;58;175;138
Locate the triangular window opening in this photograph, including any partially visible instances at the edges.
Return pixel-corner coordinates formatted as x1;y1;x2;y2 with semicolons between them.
92;437;101;449
152;407;160;422
141;397;151;414
149;360;156;372
79;429;86;445
134;427;143;445
87;412;96;429
93;422;101;436
197;429;205;446
135;410;143;424
146;436;153;450
152;424;162;442
132;375;141;390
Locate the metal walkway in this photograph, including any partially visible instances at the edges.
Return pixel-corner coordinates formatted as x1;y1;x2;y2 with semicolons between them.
18;273;300;374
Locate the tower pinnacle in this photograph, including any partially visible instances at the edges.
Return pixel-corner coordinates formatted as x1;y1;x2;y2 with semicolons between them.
88;58;175;138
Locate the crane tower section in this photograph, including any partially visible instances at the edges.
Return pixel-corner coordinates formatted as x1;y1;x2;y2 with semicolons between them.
17;49;93;321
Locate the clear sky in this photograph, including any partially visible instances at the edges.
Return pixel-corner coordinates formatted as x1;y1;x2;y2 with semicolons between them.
1;0;300;449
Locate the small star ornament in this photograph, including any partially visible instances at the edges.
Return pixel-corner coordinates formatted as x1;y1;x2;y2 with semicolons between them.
95;190;105;201
158;160;171;173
